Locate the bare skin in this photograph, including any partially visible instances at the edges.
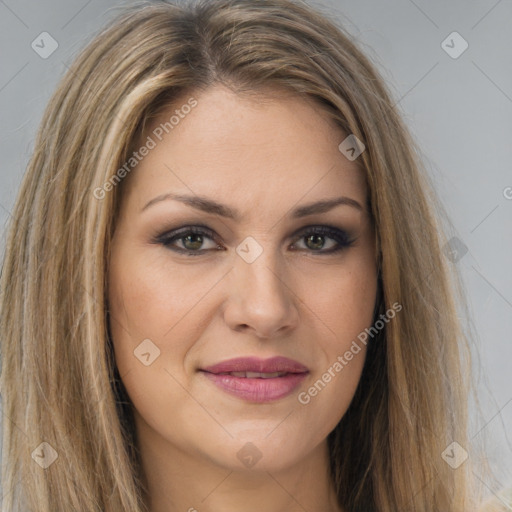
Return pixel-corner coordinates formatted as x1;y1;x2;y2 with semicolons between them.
108;84;378;512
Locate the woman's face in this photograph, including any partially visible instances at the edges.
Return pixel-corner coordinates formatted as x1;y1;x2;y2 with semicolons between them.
108;85;378;474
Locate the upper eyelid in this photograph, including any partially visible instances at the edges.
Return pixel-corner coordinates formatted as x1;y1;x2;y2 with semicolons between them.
158;224;347;238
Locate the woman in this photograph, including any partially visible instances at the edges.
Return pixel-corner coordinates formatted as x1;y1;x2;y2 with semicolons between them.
0;0;504;510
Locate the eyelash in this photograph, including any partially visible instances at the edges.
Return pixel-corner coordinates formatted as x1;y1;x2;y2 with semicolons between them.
154;224;356;256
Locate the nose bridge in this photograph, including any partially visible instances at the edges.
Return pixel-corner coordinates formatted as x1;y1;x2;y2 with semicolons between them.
224;240;299;337
235;234;284;288
244;253;285;299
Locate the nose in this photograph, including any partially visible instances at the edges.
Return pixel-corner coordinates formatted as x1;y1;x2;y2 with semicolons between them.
222;250;300;339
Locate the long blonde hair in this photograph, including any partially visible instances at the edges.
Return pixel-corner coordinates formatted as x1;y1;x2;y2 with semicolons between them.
0;0;496;510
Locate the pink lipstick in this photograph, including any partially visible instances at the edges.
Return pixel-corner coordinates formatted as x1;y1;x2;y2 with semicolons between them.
200;356;309;403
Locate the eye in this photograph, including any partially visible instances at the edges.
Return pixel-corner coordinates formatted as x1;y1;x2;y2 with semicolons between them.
154;224;355;256
155;225;223;255
291;225;355;254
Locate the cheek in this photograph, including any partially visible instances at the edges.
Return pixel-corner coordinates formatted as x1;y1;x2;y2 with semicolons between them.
293;252;377;425
326;269;377;343
107;250;199;417
109;245;191;336
108;260;168;351
107;246;223;377
300;251;377;345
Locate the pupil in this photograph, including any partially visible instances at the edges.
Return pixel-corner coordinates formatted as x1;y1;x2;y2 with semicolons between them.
183;234;203;250
306;234;324;250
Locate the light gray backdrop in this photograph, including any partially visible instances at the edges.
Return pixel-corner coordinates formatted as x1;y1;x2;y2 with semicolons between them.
0;0;511;505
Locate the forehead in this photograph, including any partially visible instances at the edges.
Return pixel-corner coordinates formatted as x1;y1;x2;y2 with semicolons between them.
123;85;368;214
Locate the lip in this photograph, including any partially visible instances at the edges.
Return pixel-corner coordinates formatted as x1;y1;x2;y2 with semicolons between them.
200;356;309;403
201;356;309;374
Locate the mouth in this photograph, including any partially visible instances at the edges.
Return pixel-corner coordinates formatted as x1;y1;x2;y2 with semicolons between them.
199;357;309;403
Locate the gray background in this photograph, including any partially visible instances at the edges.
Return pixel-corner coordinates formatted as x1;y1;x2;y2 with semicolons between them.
1;0;511;504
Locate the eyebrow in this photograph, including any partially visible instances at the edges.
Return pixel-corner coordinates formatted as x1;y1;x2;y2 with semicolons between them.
141;193;363;219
